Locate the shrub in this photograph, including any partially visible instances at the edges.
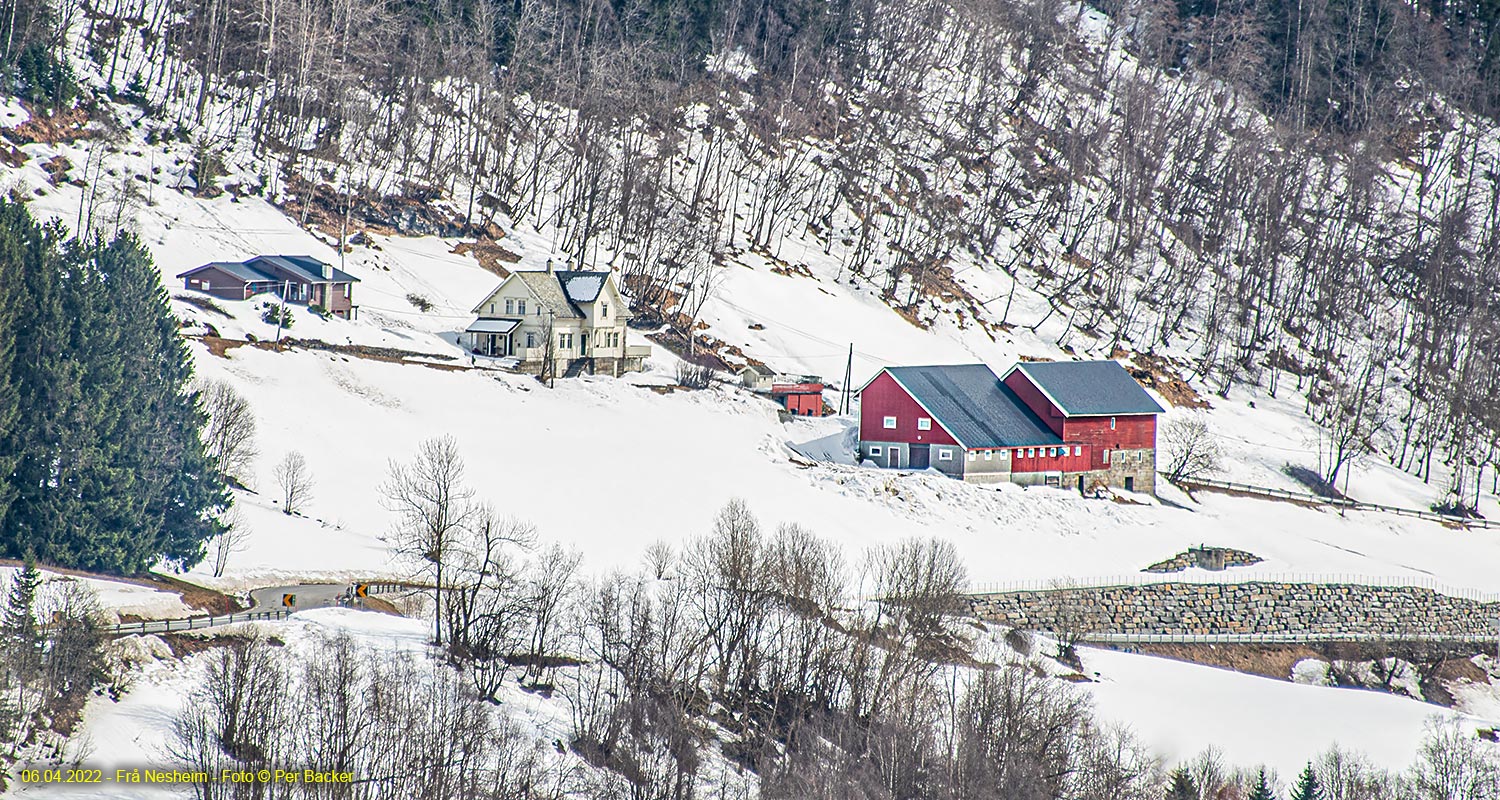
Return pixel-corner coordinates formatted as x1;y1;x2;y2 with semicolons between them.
406;293;434;312
261;303;294;328
675;361;715;389
308;303;333;320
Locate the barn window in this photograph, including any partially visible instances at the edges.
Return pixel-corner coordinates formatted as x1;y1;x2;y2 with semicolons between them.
939;450;953;461
1015;449;1023;459
1110;417;1116;430
883;416;897;429
967;451;976;461
1103;449;1111;464
984;451;992;461
1027;449;1034;458
1074;446;1081;456
870;446;883;456
917;417;932;431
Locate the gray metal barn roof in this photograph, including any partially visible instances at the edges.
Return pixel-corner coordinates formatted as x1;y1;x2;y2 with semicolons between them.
884;364;1062;449
1007;360;1165;416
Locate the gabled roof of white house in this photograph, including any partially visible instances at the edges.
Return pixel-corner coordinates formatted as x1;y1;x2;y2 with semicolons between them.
474;271;583;319
1004;360;1164;416
874;364;1062;449
556;270;610;305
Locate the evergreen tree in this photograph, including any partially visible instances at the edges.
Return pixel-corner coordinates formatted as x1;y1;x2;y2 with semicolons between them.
0;202;227;573
1290;763;1323;800
0;201;25;531
1167;767;1200;800
1;558;40;651
1248;769;1278;800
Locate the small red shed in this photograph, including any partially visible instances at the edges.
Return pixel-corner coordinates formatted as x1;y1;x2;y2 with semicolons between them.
771;383;826;417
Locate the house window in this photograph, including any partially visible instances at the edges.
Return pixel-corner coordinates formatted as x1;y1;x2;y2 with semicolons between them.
518;300;526;315
505;299;513;314
202;280;211;290
559;332;573;349
883;416;897;429
917;418;931;431
526;332;536;348
343;284;349;299
1110;417;1116;430
938;450;953;461
870;446;883;456
1103;449;1111;465
602;302;609;318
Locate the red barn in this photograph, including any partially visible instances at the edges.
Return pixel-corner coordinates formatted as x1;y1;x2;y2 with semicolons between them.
857;360;1164;494
770;383;826;417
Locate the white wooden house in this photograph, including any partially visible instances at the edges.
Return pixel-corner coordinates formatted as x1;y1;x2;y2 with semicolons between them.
465;262;649;377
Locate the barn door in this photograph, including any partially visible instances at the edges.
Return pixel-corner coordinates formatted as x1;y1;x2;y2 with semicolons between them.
887;448;900;468
910;445;930;469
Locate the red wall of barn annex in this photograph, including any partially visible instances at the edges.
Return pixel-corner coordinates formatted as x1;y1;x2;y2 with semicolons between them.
1062;416;1157;470
858;372;960;446
1002;371;1065;435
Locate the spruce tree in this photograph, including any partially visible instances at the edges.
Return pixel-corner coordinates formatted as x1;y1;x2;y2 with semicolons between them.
0;202;25;531
1289;763;1322;800
1;559;40;646
1167;767;1199;800
0;202;227;573
1247;769;1278;800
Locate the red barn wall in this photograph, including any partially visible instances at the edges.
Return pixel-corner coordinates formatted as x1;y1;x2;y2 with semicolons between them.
859;372;959;446
1062;415;1157;470
1002;371;1065;435
1009;443;1093;473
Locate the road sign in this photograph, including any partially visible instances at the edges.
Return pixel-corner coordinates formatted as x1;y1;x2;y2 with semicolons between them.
354;583;369;598
282;593;296;608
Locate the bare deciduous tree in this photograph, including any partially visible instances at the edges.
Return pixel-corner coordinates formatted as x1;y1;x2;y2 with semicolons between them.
1161;412;1224;483
382;435;474;646
211;508;249;578
274;451;313;515
200;379;257;485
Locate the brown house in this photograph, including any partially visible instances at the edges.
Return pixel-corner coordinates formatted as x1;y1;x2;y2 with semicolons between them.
177;255;360;319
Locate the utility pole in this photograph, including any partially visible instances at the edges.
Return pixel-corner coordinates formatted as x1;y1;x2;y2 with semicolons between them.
841;343;854;415
276;279;289;344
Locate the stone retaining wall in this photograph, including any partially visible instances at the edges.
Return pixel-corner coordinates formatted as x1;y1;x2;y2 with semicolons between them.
969;582;1498;638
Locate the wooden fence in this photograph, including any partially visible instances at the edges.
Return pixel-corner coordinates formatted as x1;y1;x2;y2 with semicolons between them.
1176;476;1499;529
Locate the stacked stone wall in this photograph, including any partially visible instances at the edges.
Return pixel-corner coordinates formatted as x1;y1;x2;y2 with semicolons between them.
969;582;1497;638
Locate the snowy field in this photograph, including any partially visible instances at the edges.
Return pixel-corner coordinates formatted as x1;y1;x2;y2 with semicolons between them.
1079;646;1486;779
